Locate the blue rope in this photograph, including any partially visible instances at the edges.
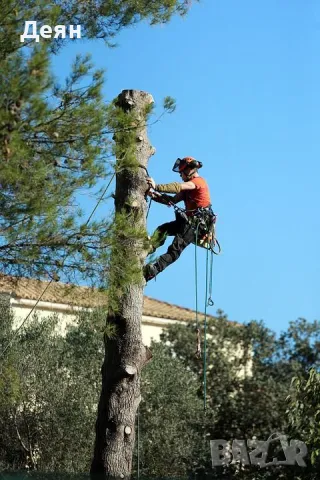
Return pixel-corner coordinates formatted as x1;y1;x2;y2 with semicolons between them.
194;220;209;411
195;222;200;330
203;245;210;412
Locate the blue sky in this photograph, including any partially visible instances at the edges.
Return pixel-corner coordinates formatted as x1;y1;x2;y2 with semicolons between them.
52;0;320;334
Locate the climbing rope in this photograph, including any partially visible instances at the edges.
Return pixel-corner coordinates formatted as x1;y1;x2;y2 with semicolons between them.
146;197;152;219
207;249;215;307
194;220;201;359
193;214;219;411
193;218;208;410
203;244;210;412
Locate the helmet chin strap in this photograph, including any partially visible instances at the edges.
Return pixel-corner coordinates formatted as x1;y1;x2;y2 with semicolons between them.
185;169;197;181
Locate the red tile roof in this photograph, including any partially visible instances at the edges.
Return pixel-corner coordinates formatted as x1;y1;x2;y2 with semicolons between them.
0;274;216;323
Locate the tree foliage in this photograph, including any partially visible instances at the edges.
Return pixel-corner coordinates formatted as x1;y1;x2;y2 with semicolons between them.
137;341;208;478
0;0;181;285
1;304;319;479
0;0;114;284
52;0;193;43
161;312;320;479
287;369;320;475
0;307;105;471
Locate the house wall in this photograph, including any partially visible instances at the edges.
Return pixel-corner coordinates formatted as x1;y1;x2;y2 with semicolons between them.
9;297;183;346
7;296;253;377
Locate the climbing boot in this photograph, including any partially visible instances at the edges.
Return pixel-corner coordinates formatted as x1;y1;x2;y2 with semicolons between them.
143;263;158;282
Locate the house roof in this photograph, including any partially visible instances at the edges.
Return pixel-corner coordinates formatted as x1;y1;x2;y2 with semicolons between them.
0;274;216;323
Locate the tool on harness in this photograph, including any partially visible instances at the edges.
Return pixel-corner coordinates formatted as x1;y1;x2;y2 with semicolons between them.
192;208;221;254
171;202;221;254
191;207;215;248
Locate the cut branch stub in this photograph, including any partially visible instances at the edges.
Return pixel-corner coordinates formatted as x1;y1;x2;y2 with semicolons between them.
124;365;137;376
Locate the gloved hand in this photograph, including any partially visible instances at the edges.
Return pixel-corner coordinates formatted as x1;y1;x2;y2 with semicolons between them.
148;190;172;207
146;177;156;189
146;190;159;199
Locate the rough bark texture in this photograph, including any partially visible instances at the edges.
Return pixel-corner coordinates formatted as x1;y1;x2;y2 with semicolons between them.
91;90;154;479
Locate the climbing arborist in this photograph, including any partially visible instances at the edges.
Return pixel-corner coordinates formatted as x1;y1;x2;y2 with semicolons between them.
144;156;213;281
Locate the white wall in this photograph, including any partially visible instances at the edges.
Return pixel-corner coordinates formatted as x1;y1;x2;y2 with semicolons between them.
9;298;253;376
9;298;177;346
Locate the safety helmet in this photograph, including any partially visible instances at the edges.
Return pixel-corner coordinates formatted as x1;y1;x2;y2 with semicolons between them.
172;157;203;173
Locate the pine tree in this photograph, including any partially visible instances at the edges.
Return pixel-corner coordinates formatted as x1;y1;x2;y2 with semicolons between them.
0;0;111;283
53;0;192;43
0;0;191;284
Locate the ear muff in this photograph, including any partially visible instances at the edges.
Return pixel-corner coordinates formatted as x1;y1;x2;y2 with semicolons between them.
188;160;202;170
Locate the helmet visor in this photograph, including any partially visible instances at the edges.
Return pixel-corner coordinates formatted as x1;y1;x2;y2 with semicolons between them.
172;158;184;172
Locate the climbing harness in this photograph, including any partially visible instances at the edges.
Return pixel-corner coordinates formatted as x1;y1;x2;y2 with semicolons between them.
189;206;221;255
165;201;221;255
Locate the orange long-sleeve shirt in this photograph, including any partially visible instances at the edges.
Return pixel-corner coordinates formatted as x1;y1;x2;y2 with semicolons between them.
183;177;211;215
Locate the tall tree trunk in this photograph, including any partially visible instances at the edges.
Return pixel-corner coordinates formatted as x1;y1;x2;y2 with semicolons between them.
91;90;154;479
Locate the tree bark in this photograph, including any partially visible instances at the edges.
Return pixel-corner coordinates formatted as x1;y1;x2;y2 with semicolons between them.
91;90;154;479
